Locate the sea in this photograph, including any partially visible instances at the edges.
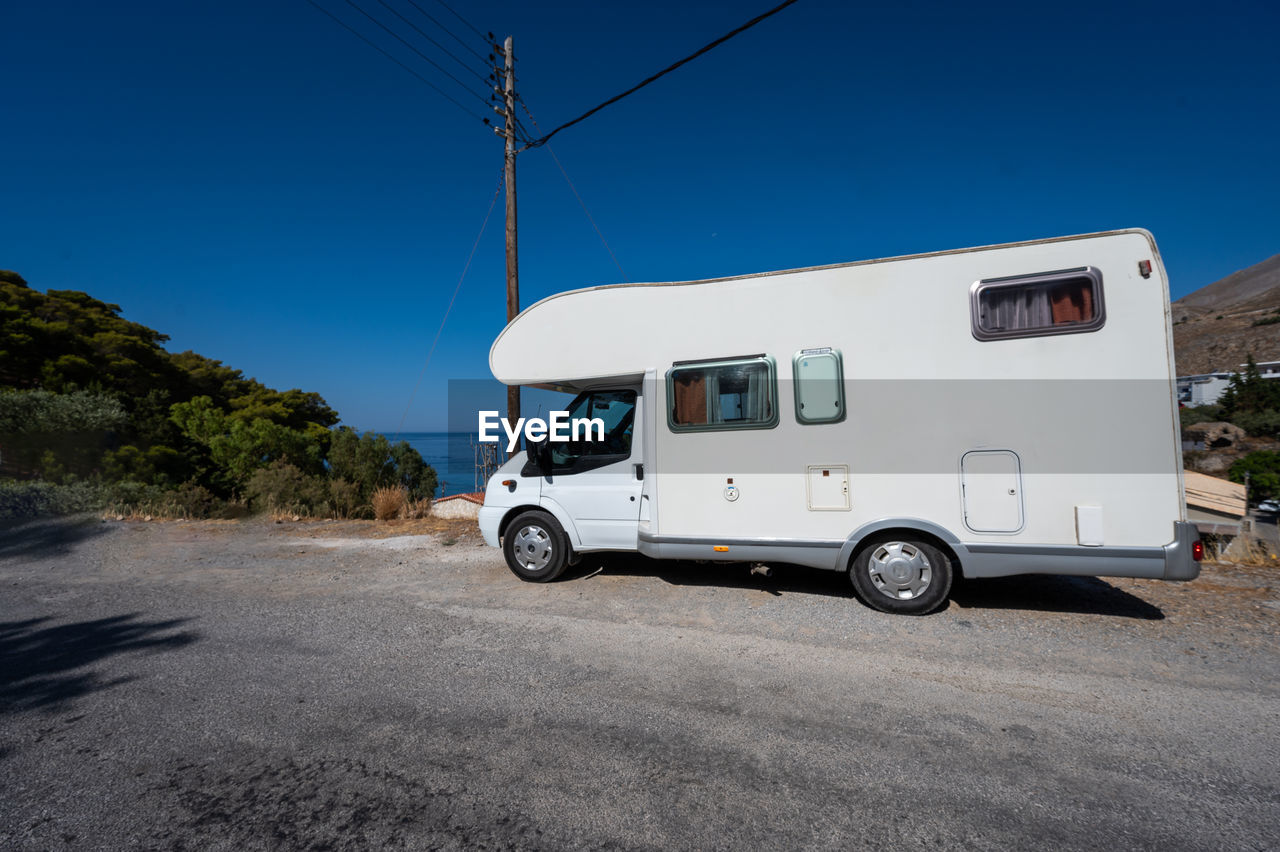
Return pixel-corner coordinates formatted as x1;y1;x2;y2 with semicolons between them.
395;432;502;497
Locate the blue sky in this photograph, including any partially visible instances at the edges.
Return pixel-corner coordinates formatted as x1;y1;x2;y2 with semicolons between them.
5;0;1279;431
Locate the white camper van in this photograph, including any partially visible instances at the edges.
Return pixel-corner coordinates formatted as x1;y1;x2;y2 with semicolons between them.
479;229;1201;614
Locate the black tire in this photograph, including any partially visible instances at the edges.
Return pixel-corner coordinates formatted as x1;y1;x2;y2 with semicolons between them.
502;511;570;582
849;536;952;615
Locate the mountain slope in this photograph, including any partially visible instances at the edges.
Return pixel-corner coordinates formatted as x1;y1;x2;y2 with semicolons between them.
1172;253;1280;375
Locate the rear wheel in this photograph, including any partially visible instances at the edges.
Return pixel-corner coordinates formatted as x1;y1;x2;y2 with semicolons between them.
849;537;952;615
502;511;570;582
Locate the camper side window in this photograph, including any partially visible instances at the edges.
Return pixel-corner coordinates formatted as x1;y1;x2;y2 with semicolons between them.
793;348;845;424
667;356;778;432
970;267;1105;341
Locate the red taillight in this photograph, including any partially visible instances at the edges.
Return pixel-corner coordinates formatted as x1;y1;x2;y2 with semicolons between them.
1191;540;1204;562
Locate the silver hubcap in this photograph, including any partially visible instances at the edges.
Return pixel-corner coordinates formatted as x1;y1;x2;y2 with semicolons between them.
512;524;553;571
867;541;932;600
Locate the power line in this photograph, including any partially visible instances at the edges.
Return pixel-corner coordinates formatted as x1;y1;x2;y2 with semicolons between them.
432;0;487;42
340;0;491;108
518;0;801;151
394;169;505;441
373;0;490;86
399;0;489;63
519;99;628;282
306;0;488;123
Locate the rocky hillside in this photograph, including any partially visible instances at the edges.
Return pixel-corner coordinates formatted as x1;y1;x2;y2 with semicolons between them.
1172;253;1280;375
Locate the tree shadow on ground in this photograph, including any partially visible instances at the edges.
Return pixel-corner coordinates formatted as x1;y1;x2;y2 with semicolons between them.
565;554;1164;619
0;613;200;715
0;516;112;562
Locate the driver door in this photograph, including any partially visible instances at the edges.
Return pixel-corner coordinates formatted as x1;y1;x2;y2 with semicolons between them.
540;388;644;550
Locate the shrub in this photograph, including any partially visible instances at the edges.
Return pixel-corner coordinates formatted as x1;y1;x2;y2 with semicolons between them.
166;481;222;519
371;485;407;521
102;480;170;518
1232;409;1280;440
0;479;106;518
244;461;328;515
1179;404;1223;438
327;477;364;519
406;497;432;519
1229;451;1280;501
328;428;437;502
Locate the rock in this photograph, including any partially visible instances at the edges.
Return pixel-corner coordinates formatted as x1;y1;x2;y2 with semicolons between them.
1186;421;1247;448
1189;452;1234;475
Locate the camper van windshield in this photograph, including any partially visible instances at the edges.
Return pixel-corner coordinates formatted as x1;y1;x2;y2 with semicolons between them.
546;389;635;469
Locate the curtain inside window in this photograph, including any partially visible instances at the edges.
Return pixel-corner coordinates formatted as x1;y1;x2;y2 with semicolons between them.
982;278;1094;332
705;372;723;423
672;362;773;427
1049;282;1093;324
744;366;768;421
984;285;1052;331
672;373;707;425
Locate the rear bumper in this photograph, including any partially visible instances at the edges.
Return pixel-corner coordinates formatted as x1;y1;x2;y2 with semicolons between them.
961;521;1201;581
1162;520;1202;581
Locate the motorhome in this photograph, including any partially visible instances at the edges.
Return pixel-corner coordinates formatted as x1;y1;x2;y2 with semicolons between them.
478;229;1201;614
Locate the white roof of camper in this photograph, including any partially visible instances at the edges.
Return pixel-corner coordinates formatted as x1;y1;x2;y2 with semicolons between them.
489;229;1162;388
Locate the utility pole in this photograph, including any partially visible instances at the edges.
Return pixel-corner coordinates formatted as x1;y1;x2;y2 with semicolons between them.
499;35;520;454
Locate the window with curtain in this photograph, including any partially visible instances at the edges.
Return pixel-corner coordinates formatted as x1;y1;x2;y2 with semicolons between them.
668;357;777;432
971;267;1104;341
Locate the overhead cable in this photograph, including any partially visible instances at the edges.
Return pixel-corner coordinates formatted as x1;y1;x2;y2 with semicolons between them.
394;169;505;440
520;98;628;282
306;0;488;122
518;0;800;151
373;0;490;85
401;0;490;63
341;0;491;107
432;0;488;42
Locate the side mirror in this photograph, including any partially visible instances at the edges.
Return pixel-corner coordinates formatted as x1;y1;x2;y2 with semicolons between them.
528;436;552;474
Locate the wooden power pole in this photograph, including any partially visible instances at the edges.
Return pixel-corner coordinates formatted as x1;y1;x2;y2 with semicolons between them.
501;35;520;454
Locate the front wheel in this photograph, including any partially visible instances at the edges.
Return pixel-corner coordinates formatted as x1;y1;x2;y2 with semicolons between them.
849;537;952;615
502;511;570;582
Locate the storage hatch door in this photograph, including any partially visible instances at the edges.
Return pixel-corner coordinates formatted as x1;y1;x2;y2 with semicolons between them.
806;464;850;511
960;450;1024;533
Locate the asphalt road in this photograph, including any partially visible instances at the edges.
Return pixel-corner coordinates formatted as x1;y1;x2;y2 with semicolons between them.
1;517;1277;850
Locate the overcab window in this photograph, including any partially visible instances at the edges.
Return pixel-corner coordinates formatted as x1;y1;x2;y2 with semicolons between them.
971;267;1105;341
667;356;778;432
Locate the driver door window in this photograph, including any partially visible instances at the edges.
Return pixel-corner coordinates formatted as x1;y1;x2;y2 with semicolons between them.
544;390;636;474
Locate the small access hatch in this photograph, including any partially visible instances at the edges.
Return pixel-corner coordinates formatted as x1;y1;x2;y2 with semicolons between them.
806;465;850;511
960;450;1024;533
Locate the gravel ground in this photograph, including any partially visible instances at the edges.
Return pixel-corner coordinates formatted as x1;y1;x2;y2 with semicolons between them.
1;516;1277;850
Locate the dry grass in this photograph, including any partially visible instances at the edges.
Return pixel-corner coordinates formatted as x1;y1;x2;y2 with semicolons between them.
103;498;249;522
371;485;408;521
1218;533;1280;566
406;497;432;519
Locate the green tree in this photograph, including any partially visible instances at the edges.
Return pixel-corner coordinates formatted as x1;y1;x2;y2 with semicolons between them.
0;273;180;395
170;396;321;490
1219;355;1280;421
1229;451;1280;501
327;428;436;501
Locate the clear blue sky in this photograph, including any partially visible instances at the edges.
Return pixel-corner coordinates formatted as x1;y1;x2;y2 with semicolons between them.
5;0;1279;431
